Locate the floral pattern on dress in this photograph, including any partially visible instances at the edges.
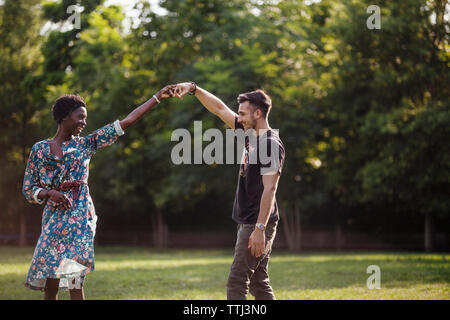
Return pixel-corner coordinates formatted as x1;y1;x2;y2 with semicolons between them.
22;120;124;291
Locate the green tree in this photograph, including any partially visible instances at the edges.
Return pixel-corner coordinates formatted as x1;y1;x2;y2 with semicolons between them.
0;0;46;245
313;0;449;250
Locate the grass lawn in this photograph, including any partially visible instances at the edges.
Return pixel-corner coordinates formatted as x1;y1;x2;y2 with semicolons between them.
0;246;449;300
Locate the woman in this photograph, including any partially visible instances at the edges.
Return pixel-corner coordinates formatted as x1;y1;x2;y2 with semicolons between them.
22;86;175;299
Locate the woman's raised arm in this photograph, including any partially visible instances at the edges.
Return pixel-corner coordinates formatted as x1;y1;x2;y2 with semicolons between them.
119;85;176;131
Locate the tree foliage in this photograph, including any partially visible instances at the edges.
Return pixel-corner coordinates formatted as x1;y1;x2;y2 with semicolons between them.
0;0;448;247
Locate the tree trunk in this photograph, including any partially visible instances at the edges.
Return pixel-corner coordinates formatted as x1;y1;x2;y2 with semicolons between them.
424;212;434;252
293;200;301;251
335;224;343;251
19;128;31;247
19;140;28;247
282;200;301;251
282;203;294;249
18;210;27;246
152;207;168;249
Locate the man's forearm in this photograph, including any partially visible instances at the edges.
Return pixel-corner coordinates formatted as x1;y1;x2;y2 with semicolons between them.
256;187;277;226
193;86;237;128
194;86;229;116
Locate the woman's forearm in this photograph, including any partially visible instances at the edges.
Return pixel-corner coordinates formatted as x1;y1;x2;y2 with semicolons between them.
119;85;175;130
119;94;161;131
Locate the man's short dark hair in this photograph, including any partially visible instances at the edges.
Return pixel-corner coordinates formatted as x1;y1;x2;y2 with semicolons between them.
52;94;86;123
237;89;272;119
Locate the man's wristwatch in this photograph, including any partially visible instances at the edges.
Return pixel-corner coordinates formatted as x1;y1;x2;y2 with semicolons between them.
188;81;197;95
256;223;266;231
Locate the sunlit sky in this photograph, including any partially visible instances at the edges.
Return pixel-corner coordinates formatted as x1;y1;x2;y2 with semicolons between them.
105;0;167;18
105;0;167;32
39;0;167;35
21;0;450;35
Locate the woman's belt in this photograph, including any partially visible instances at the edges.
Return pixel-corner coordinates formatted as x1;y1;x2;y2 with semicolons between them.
55;180;87;201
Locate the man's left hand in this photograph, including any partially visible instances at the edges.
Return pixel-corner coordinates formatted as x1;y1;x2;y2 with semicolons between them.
248;229;265;257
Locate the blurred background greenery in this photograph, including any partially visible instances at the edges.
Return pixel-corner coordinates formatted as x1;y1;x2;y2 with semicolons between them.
0;0;448;251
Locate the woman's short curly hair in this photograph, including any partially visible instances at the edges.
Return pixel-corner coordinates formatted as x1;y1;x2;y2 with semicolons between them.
52;94;86;123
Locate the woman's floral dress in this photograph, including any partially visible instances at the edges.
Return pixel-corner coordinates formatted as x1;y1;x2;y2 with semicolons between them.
22;120;124;291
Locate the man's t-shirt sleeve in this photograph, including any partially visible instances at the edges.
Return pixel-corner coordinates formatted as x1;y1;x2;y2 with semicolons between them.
261;138;285;176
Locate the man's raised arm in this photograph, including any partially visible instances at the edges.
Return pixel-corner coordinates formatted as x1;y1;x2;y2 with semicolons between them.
175;82;237;129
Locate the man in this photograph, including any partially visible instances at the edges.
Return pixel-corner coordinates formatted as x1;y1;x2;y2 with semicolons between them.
174;82;285;300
